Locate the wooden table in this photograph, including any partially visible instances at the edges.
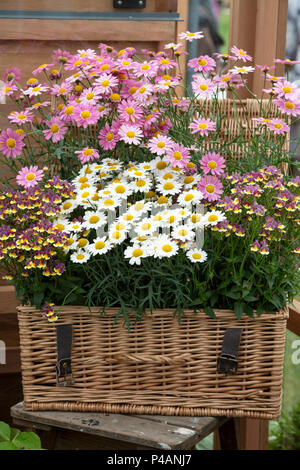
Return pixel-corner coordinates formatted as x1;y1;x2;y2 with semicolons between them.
11;402;235;450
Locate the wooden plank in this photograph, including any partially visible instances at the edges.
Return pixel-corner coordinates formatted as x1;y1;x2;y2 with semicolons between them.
10;402;199;450
0;375;23;427
0;19;176;42
0;286;19;314
176;0;189;88
214;418;269;450
0;0;176;13
288;301;300;337
228;0;288;98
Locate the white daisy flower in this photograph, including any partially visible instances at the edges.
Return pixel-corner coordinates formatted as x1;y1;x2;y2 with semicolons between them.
135;218;159;236
52;218;70;233
68;221;84;233
130;178;153;194
109;220;130;234
151;156;170;172
177;189;204;206
109;181;133;198
76;237;90;250
60;199;78;214
124;245;147;265
183;174;201;189
64;235;78;252
157;180;182;196
119;212;137;224
108;229;127;244
98;196;121;211
155;235;179;258
203;210;226;226
128;200;152;217
88;237;112;256
161;209;183;227
82;211;106;230
186;248;207;263
188;212;206;228
70;250;91;264
172;224;195;242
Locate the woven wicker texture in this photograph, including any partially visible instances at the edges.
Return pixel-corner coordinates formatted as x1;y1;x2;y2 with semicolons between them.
18;306;288;420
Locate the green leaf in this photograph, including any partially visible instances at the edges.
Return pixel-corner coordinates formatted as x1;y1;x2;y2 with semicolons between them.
14;432;42;450
203;306;216;319
234;301;245;320
0;422;11;442
0;441;19;450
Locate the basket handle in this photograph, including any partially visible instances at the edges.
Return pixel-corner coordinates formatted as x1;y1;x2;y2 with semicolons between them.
105;353;192;365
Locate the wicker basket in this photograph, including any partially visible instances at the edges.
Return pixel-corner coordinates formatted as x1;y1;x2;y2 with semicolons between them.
17;306;288;420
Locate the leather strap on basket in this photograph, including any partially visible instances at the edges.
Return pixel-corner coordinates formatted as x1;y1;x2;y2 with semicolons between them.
217;328;243;374
55;324;74;386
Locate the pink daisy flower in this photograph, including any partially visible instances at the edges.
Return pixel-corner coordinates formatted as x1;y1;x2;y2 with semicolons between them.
75;147;100;164
188;55;216;73
117;99;144;124
198;175;223;202
94;73;119;95
179;31;204;42
23;84;49;97
64;55;86;71
0;128;25;159
3;67;21;83
148;135;174;156
274;58;300;66
191;76;216;98
189;117;216;136
230;45;252;62
273;80;298;98
274;94;300;116
50;81;73;96
72;104;100;128
42;117;68;143
266;119;290;135
8;110;34;125
16;165;44;188
166;143;191;168
134;83;154;103
98;122;120;150
200;152;226;176
80;87;102;105
156;57;177;72
0;82;18;97
32;63;54;76
52;49;73;64
119;125;143;145
133;61;158;78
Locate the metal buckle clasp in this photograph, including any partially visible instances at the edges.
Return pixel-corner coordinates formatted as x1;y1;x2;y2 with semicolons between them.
55;359;74;386
217;353;238;374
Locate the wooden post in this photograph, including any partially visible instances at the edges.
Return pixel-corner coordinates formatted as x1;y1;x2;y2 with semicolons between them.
229;0;288;98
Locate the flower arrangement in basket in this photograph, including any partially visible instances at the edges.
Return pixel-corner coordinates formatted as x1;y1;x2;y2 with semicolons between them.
0;31;299;418
0;33;299;325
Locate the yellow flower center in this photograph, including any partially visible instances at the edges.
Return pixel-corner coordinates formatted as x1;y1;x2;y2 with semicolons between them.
141;222;151;230
198;59;207;66
141;64;150;70
115;223;125;231
156;161;167;170
76;254;85;260
17;114;26;120
106;132;114;141
55;223;65;231
25;173;36;181
179;229;188;236
184;194;194;201
139;86;146;94
95;241;105;250
32;87;41;92
206;184;215;193
101;80;110;87
80;110;91;119
110;93;121;101
83;148;94;156
85;92;94;100
187;33;195;37
192;253;202;260
27;78;37;85
282;86;292;94
63;202;72;210
157;196;168;204
199;84;208;91
284;101;295;110
126;131;135;138
64;106;74;115
78;238;88;247
125;107;135;115
238;50;246;55
50;124;59;134
74;85;83;92
124;214;134;221
198;123;208;129
132;248;143;257
186;162;195;169
104;199;114;206
111;231;121;239
191;214;200;223
100;64;110;71
208;160;217;169
274;123;283;129
184;176;194;184
222;76;230;82
173;151;183;160
160;59;170;65
162;244;172;252
129;86;138;95
164;182;174;190
58;88;66;93
208;214;218;222
89;215;100;224
6;138;16;148
115;185;126;194
73;60;82;67
136;180;146;187
157;141;165;149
